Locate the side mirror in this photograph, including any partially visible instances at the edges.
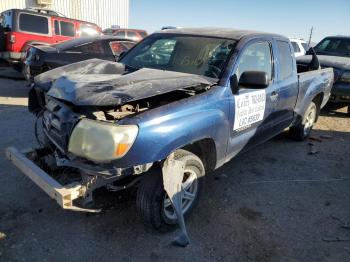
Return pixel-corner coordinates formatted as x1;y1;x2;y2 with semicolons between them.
238;71;270;89
305;47;320;70
305;47;314;56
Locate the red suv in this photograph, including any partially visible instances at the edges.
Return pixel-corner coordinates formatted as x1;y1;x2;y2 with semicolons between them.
0;8;101;66
103;28;147;42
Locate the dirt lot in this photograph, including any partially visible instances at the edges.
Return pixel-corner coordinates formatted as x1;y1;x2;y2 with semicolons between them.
0;69;349;262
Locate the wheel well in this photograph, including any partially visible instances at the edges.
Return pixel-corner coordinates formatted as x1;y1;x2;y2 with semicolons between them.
181;138;217;173
312;92;324;121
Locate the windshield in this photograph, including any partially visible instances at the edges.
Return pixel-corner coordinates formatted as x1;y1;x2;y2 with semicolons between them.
314;38;350;57
120;34;236;78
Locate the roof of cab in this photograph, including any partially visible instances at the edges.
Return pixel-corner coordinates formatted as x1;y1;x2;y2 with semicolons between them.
155;27;286;40
323;35;350;39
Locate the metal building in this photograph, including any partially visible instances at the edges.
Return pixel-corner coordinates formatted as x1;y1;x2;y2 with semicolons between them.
0;0;129;29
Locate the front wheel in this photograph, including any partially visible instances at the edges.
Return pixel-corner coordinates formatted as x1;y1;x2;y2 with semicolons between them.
289;101;318;141
136;149;205;232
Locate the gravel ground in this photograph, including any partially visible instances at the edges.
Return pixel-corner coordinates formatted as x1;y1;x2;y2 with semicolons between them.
0;70;349;262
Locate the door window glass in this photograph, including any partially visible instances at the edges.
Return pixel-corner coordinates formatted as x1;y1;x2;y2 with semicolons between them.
54;20;60;35
115;30;125;38
235;41;272;80
60;21;74;37
19;13;49;34
277;41;294;80
127;31;137;38
301;43;308;51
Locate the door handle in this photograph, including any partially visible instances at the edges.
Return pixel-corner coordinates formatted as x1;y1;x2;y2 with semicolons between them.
270;91;279;101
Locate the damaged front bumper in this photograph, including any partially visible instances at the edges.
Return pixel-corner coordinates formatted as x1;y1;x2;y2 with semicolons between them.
5;147;98;212
6;147;147;212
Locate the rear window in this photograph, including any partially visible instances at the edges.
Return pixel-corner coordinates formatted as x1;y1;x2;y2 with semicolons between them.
109;41;135;55
19;13;49;34
60;21;74;37
277;41;294;80
291;41;300;52
0;11;12;30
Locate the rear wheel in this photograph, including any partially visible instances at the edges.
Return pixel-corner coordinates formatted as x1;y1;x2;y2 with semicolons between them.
136;149;205;232
289;101;318;141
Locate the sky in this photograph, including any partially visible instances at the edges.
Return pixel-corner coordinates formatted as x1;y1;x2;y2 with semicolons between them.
130;0;350;43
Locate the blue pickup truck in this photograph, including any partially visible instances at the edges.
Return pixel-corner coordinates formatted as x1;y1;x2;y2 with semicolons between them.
6;28;333;232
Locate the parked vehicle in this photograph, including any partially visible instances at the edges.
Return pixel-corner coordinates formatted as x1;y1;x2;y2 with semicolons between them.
289;38;308;57
6;28;333;238
23;36;135;80
0;8;101;66
297;36;350;114
103;28;147;42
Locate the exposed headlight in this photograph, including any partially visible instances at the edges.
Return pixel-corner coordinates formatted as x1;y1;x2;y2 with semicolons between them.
340;72;350;83
68;119;138;162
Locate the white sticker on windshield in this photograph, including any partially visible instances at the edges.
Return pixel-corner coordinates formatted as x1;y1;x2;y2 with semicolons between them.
233;90;266;131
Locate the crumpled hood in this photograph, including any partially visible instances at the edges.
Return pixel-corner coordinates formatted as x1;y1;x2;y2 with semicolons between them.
297;55;350;70
34;59;217;106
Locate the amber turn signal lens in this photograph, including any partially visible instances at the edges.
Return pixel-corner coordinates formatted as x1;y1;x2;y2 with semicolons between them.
115;143;130;157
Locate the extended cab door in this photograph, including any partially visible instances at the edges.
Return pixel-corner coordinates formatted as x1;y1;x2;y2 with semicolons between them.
272;39;298;130
226;39;279;159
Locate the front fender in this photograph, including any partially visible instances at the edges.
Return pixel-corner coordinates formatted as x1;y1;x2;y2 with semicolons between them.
115;86;231;168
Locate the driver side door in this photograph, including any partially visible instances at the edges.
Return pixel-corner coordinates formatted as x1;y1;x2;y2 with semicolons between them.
226;40;279;159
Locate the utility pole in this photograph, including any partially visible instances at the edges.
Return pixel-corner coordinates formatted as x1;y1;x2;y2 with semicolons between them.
308;26;313;47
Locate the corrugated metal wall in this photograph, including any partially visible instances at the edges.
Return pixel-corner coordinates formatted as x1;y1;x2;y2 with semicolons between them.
0;0;129;29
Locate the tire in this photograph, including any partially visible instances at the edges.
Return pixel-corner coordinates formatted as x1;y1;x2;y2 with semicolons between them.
22;64;31;80
289;101;318;141
136;149;205;232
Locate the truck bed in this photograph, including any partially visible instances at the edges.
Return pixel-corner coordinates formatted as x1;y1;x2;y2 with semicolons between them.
295;67;334;118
